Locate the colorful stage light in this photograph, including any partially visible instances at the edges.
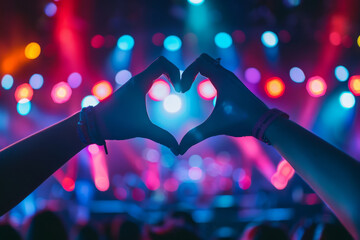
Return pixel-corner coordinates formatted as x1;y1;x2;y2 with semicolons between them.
306;76;327;97
24;42;41;59
115;70;132;85
29;74;44;89
188;0;205;5
329;32;341;46
189;155;202;167
81;95;99;108
214;32;233;49
51;82;72;104
117;35;135;51
152;33;165;46
44;2;57;17
164;178;179;192
164;35;182;51
92;80;113;101
91;35;105;48
261;31;278;48
289;67;305;83
163;94;182;113
277;160;295;180
244;67;261;84
198;79;217;100
148;79;171;101
17;99;31;116
357;35;360;47
67;72;82;88
334;65;349;82
15;83;33;102
1;74;14;90
265;77;285;98
271;173;288;190
348;75;360;96
61;177;75;192
284;0;301;7
189;167;203;180
339;92;355;109
232;30;246;43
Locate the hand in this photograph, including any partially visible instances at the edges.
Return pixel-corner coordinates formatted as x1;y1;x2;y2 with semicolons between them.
94;56;181;155
179;53;269;155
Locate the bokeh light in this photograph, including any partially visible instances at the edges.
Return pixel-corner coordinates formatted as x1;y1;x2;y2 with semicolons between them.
289;67;305;83
81;95;100;108
92;80;113;101
148;79;171;101
24;42;41;59
117;35;135;51
214;32;233;49
329;32;341;46
163;94;182;113
189;167;203;181
29;74;44;89
152;33;165;46
44;2;57;17
61;177;75;192
91;35;105;48
339;91;355;109
198;79;217;100
67;72;82;88
164;35;182;51
115;70;132;85
265;77;285;98
188;0;205;5
348;75;360;96
306;76;327;97
244;67;261;84
15;83;33;102
1;74;14;90
51;82;72;104
334;65;349;82
17;99;31;116
261;31;278;48
357;35;360;47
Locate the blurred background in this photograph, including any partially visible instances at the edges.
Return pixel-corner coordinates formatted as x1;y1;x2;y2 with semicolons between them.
0;0;360;238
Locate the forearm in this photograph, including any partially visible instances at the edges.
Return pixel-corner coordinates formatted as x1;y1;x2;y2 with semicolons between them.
265;117;360;239
0;112;86;216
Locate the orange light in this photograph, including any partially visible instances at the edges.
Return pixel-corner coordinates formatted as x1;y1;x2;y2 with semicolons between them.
306;76;327;97
51;82;72;104
349;75;360;96
15;83;33;102
271;173;288;190
265;77;285;98
24;42;41;59
92;80;113;101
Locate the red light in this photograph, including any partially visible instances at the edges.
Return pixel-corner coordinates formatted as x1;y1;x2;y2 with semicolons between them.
61;177;75;192
329;32;341;46
265;77;285;98
148;79;171;101
15;83;33;102
198;79;217;100
91;35;104;48
51;82;72;104
349;75;360;96
306;76;327;97
92;80;113;101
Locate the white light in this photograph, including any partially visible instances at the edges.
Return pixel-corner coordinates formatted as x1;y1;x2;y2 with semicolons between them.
163;94;182;113
339;92;356;109
81;95;99;108
188;0;205;5
115;70;132;85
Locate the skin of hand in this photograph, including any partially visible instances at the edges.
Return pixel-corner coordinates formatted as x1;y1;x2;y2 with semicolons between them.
179;53;269;155
94;56;181;155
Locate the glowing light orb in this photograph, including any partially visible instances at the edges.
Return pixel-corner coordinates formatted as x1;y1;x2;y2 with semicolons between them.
163;94;182;113
357;35;360;47
115;70;132;85
189;167;203;180
152;33;165;46
198;79;217;100
244;67;261;84
88;144;100;155
117;35;134;51
91;35;105;48
81;95;99;108
189;155;203;167
164;178;179;192
1;74;14;90
271;173;288;190
29;74;44;89
148;79;171;101
188;0;205;5
51;82;72;104
67;72;82;88
265;77;285;98
92;80;113;101
15;83;33;102
306;76;327;97
329;32;341;46
17;99;31;116
289;67;305;83
334;65;349;82
339;92;356;109
61;177;75;192
164;35;182;51
277;160;295;179
25;42;41;59
284;0;301;7
44;2;57;17
214;32;233;49
348;75;360;96
261;31;278;48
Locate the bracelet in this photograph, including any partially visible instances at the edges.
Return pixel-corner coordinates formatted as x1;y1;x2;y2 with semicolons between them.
77;106;108;154
252;108;289;145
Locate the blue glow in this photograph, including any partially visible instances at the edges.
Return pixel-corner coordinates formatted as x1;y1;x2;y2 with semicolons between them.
115;70;132;85
29;74;44;89
214;32;233;49
81;95;100;108
17;99;31;116
339;92;355;109
117;35;135;51
67;72;82;88
261;31;278;48
1;74;14;90
289;67;305;83
334;65;349;82
213;195;234;208
284;0;301;7
192;210;213;223
164;35;182;51
189;155;202;167
188;0;205;5
44;2;57;17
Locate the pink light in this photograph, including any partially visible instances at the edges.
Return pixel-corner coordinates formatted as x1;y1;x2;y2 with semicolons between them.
306;76;327;97
271;173;288;190
304;193;319;205
132;188;146;202
277;160;295;180
91;35;104;48
148;79;171;101
61;177;75;192
198;79;217;100
329;32;341;46
189;167;203;180
88;144;100;155
152;33;165;46
51;82;72;104
114;187;127;200
90;151;109;192
15;83;33;102
238;175;251;190
144;170;160;191
92;80;113;101
164;178;179;192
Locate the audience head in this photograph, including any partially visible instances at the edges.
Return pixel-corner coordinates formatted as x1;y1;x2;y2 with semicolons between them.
75;224;99;240
0;223;22;240
148;225;201;240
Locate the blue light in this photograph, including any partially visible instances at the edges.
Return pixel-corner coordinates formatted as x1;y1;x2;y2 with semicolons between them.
1;74;14;90
289;67;305;83
214;32;233;49
44;2;57;17
81;95;99;108
339;92;355;109
188;0;205;5
29;74;44;89
17;99;31;116
261;31;278;48
334;65;349;82
164;35;182;51
117;35;135;51
115;70;132;85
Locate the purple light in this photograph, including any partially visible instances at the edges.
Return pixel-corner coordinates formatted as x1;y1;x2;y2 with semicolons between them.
44;3;57;17
67;72;82;88
244;67;261;84
189;167;203;181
